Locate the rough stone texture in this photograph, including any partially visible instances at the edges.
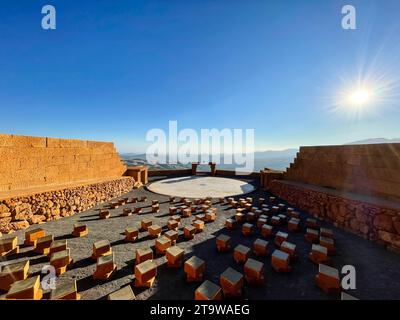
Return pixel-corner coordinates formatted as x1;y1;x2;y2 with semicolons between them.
269;180;400;252
0;177;134;233
0;134;127;192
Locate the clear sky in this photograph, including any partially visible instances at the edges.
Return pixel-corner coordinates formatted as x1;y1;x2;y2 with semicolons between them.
1;0;400;153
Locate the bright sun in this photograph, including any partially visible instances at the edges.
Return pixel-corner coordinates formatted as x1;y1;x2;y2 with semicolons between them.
349;89;371;105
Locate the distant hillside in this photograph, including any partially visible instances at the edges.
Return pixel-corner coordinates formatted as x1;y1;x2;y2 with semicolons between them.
346;138;400;145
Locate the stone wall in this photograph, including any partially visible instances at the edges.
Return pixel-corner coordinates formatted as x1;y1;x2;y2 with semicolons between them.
284;144;400;201
0;177;134;234
269;180;400;252
0;134;127;192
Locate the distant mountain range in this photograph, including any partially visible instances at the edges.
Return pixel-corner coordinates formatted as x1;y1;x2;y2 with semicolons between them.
345;138;400;145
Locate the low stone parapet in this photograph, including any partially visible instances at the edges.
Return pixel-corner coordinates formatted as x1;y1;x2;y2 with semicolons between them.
0;177;134;233
269;179;400;252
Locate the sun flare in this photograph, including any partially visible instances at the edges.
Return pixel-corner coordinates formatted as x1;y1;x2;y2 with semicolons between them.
349;89;371;105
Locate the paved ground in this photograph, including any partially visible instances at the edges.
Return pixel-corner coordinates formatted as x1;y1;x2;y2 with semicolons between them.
1;174;400;300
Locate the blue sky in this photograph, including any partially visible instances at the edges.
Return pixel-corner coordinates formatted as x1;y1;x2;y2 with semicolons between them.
1;0;400;153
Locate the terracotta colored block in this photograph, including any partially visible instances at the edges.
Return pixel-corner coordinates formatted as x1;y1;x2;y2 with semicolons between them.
195;213;206;221
254;210;262;218
148;225;162;238
99;209;110;219
92;240;112;260
166;246;184;268
246;212;256;222
182;208;192;217
125;227;139;242
141;219;152;231
257;217;267;229
288;218;300;232
50;239;68;255
6;275;42;300
165;230;179;245
152;200;159;206
306;218;318;228
289;211;300;219
321;228;334;238
109;202;119;209
252;238;268;256
134;207;142;214
216;234;231;252
135;260;157;288
287;207;294;214
184;256;205;282
128;197;138;203
0;260;29;291
315;264;340;294
35;235;54;255
205;211;216;222
24;228;45;246
271;206;280;213
225;218;235;230
122;208;132;216
244;258;265;285
169;206;178;215
167;219;179;231
93;253;117;280
274;231;288;247
0;236;19;257
195;280;222;300
305;228;319;243
50;280;80;300
170;215;181;222
219;197;225;204
193;220;205;233
278;203;286;211
169;197;176;203
139;196;147;202
108;285;136;300
184;225;196;239
271;249;291;273
262;208;271;216
320;236;336;255
261;224;273;238
242;223;254;236
280;241;297;260
220;267;244;297
135;248;153;264
50;249;72;275
309;244;329;265
258;198;265;206
151;204;160;213
271;215;281;226
244;203;252;211
72;223;88;237
233;244;250;264
155;236;171;255
230;201;238;209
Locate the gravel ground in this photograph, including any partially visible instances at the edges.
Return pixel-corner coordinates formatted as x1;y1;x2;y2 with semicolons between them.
1;175;400;300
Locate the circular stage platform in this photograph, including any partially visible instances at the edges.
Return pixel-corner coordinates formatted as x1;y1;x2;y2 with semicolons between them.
147;176;255;198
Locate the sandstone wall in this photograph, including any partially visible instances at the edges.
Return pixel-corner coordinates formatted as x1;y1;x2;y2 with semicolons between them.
284;144;400;201
0;134;127;193
0;177;134;234
269;180;400;252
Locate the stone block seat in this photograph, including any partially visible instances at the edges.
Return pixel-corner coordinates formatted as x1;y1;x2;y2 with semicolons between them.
0;260;30;291
195;280;223;300
108;285;136;300
50;280;80;300
5;275;43;300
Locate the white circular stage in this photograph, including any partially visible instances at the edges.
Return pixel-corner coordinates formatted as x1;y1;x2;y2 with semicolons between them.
147;176;255;198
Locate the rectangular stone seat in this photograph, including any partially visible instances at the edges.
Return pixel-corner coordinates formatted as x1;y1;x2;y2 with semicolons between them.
166;246;184;268
216;234;231;252
148;225;162;238
321;228;334;238
35;235;54;255
305;228;319;243
244;203;252;211
135;247;153;264
92;240;112;260
319;236;336;255
125;227;139;242
274;231;288;247
278;214;287;223
134;206;142;214
184;256;205;282
233;244;250;264
315;264;340;294
193;220;205;233
288;218;301;232
6;275;42;300
165;230;179;245
258;198;265;206
251;207;258;213
141;219;153;231
289;211;300;219
0;236;19;257
257;217;267;229
254;210;262;218
242;223;254;236
271;249;291;273
167;219;179;231
0;260;29;291
108;285;136;300
128;197;138;203
50;249;73;275
271;215;281;226
219;197;225;204
139;196;147;202
195;213;206;221
50;280;80;300
235;212;245;223
269;196;276;203
122;208;132;216
262;208;271;216
184;225;196;239
99;209;110;219
155;236;171;255
220;267;244;297
244;258;265;284
225;218;236;230
230;201;238;209
205;211;216;222
306;218;318;228
169;196;176;203
287;207;294;214
201;204;211;212
271;206;280;213
24;228;45;247
280;241;297;259
309;244;329;264
246;212;256;222
252;238;268;256
135;260;157;288
195;280;222;300
151;204;160;213
49;239;67;256
109;202;119;209
278;203;286;211
170;215;181;223
182;208;192;217
152;200;159;205
169;207;178;215
93;253;117;280
261;224;273;238
72;223;88;237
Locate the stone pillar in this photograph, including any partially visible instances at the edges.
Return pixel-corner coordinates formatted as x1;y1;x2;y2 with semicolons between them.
191;162;199;175
209;162;217;176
